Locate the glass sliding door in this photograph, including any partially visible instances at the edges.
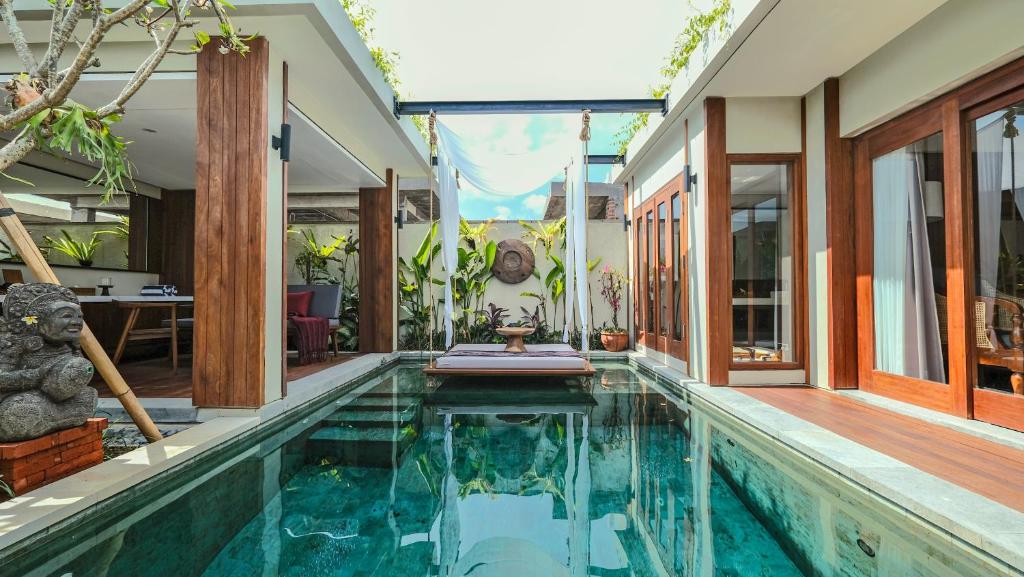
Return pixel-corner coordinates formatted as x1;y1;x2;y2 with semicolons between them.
871;132;948;383
632;175;688;360
970;92;1024;430
729;161;798;366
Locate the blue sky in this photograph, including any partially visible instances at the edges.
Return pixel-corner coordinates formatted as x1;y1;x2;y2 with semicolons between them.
450;113;624;221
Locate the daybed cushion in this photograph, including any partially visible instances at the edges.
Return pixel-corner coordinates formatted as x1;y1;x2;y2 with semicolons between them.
434;343;587;370
287;291;314;317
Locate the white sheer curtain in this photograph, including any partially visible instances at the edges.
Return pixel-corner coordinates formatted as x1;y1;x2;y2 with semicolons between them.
435;120;576;197
977;118;1004;306
561;140;589;349
871;143;945;382
436;132;461;349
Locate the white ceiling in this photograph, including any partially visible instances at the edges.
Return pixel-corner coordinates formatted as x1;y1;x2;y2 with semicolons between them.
706;0;948;97
10;73;384;193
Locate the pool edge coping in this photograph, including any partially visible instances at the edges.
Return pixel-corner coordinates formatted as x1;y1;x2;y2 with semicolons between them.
0;352;400;553
628;354;1024;576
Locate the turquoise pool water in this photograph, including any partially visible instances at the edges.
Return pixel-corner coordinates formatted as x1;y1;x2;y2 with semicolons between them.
0;363;1005;576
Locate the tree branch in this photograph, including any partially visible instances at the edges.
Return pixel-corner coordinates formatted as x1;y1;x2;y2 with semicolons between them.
0;134;37;174
37;0;86;81
0;0;38;73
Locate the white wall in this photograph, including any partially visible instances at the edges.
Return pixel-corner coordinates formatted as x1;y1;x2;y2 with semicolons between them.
397;220;628;335
264;46;286;405
726;97;803;154
803;83;829;389
840;0;1024;136
1;263;158;295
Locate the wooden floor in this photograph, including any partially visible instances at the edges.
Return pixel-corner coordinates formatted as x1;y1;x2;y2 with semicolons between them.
740;387;1024;513
93;353;363;398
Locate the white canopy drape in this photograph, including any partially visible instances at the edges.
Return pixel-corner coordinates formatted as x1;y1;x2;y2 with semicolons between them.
433;117;590;351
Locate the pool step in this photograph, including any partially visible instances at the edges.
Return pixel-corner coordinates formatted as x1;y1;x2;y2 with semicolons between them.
306;425;417;468
342;396;420;411
321;408;416;427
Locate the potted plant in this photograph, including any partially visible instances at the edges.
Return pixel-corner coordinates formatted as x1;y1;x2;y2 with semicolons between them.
599;265;628;352
43;230;102;267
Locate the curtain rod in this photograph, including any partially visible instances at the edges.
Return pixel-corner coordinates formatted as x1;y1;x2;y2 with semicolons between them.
396;97;667;118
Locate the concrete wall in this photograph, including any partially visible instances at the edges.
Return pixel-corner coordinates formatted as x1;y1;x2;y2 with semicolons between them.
726;97;803;154
803;83;829;389
840;0;1024;136
264;45;286;405
397;220;628;335
0;263;159;295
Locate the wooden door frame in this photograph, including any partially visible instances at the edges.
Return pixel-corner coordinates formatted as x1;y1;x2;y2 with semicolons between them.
852;55;1024;425
634;173;688;360
725;153;807;372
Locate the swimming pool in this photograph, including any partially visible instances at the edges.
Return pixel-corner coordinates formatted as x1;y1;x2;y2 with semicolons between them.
0;362;1010;576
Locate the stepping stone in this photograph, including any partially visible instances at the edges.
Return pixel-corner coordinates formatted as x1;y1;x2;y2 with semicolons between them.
322;408;416;427
307;425;417;468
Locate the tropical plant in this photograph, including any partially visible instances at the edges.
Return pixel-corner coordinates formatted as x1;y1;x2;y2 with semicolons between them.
0;0;252;199
97;215;130;265
460;218;495;251
0;474;13;499
451;239;497;339
480;303;509;332
44;230;101;267
600;265;628;332
0;237;20;262
613;0;732;155
293;229;344;285
520;218;566;327
398;223;441;350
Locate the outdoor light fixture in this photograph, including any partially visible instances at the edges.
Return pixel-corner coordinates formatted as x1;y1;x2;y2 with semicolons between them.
623;213;630;231
272;123;291;162
395;198;406;229
684;164;698;193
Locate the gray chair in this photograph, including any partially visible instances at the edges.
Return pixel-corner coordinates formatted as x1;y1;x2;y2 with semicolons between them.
287;284;343;355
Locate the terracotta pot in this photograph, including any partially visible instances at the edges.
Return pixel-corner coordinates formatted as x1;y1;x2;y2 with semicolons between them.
600;331;628;352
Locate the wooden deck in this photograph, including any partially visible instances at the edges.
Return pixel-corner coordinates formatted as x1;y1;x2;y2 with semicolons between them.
740;386;1024;513
93;353;363;398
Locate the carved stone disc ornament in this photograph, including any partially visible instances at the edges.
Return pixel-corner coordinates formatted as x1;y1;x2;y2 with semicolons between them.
491;239;535;284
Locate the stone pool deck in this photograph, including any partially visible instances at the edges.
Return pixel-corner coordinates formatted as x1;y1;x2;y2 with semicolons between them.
632;353;1024;576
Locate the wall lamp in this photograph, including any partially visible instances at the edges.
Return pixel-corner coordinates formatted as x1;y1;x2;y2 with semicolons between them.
683;164;697;193
623;213;631;231
394;198;406;229
272;123;292;161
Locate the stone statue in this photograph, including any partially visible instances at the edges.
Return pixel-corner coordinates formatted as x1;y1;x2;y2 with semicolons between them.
0;283;97;442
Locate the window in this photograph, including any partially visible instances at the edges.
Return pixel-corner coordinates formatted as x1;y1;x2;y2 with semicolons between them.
973;100;1024;395
672;194;683;341
658;202;668;336
646;210;655;333
730;162;796;364
871;132;948;383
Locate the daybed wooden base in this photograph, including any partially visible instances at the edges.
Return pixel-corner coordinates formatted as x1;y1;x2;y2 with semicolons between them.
423;361;595;377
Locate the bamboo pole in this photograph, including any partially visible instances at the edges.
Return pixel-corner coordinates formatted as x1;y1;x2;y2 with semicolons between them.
0;192;163;442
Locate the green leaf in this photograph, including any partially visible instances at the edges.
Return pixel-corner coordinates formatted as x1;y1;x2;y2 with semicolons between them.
194;31;211;46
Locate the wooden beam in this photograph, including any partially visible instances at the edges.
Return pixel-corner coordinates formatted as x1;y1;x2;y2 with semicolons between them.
823;78;858;390
359;169;395;353
193;37;269;408
705;97;729;385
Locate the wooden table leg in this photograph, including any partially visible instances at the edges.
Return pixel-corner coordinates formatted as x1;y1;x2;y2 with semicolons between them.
112;306;141;365
505;334;526;353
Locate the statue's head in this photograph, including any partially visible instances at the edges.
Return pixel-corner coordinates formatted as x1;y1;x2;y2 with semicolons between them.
3;283;83;344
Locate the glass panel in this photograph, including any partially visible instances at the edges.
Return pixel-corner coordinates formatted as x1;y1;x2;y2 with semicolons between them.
658;202;668;336
871;132;947;383
730;163;795;363
636;216;643;332
672;194;683;341
646;211;655;333
974;102;1024;395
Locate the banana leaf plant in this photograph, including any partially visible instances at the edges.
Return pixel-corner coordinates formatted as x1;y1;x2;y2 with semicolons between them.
44;230;102;267
292;228;344;285
398;222;442;350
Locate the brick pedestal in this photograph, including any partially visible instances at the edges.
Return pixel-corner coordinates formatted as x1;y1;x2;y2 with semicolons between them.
0;418;107;497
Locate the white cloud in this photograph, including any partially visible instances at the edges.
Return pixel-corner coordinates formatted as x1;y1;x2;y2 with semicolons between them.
494;205;512;220
522;194;548;216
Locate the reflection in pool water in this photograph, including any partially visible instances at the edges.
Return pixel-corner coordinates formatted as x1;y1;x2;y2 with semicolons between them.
0;364;1007;577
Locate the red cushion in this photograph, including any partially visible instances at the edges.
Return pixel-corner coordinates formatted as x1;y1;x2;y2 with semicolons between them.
287;291;314;317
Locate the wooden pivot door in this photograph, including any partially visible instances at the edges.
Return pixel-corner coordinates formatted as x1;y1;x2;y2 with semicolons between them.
634;174;688;361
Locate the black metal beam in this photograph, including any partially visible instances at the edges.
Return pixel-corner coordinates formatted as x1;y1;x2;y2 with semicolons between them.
587;154;626;166
431;154;624;167
395;98;667;117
